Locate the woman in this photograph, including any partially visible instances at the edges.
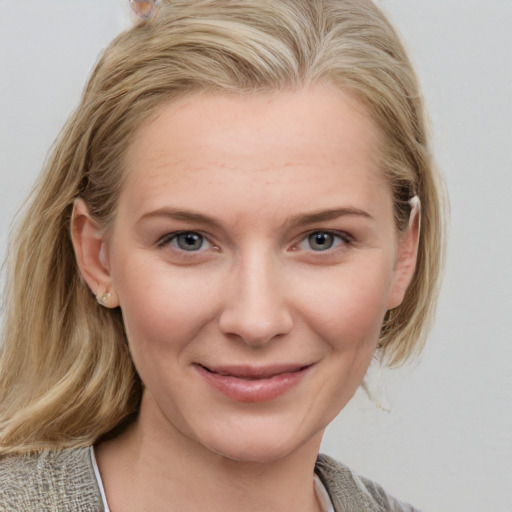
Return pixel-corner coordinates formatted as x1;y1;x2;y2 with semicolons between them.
0;0;445;510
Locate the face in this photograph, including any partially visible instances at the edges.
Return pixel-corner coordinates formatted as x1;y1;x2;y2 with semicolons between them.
82;84;417;463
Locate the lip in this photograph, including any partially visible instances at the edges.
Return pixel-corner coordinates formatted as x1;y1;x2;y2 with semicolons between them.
195;363;313;403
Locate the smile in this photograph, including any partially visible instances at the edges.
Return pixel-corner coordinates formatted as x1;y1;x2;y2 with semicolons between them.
195;363;313;403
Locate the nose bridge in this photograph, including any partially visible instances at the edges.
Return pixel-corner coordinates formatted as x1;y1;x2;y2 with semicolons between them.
218;245;293;346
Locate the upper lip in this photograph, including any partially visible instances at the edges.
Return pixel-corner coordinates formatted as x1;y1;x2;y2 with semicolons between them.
197;363;313;380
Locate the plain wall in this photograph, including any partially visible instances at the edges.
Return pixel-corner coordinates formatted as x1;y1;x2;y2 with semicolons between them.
1;1;511;510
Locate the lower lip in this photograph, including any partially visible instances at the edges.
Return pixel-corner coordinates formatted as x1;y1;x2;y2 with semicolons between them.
196;365;311;403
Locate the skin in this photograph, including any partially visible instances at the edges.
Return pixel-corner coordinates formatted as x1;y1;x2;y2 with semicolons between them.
72;84;419;512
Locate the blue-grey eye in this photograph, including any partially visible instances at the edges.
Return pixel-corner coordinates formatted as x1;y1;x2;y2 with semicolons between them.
308;232;336;251
174;232;205;251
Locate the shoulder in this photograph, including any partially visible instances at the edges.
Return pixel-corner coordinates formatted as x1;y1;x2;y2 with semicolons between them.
0;446;103;511
315;454;422;512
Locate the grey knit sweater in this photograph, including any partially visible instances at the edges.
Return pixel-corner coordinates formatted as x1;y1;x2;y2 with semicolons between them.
0;447;419;511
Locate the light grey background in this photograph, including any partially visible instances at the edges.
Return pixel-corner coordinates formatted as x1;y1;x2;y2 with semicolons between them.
1;2;511;510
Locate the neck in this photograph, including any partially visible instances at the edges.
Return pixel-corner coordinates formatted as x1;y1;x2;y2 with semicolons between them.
96;393;324;512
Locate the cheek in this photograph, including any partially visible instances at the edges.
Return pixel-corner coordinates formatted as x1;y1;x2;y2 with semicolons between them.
310;269;392;418
293;261;392;348
112;257;221;356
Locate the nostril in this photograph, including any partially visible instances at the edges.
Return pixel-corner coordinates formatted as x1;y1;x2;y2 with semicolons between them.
218;309;293;347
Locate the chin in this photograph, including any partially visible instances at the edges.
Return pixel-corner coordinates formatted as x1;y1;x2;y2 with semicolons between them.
208;441;298;465
194;420;324;465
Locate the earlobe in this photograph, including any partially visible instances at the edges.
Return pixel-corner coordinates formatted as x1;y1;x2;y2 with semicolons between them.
95;290;117;309
387;199;421;310
71;199;119;308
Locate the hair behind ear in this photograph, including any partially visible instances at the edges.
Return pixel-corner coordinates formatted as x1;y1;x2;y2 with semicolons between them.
0;196;139;455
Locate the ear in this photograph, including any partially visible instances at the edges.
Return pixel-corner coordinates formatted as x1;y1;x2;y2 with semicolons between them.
387;200;421;310
71;199;119;308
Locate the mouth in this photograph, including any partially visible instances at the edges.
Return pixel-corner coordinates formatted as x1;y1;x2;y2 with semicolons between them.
200;363;312;379
194;363;314;402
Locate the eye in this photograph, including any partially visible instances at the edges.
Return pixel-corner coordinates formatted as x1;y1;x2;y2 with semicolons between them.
298;231;348;252
162;231;212;252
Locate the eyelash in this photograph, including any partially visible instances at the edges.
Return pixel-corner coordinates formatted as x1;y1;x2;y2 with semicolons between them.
157;229;352;254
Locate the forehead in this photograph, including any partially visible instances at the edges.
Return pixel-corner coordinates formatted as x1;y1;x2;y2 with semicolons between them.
120;84;389;217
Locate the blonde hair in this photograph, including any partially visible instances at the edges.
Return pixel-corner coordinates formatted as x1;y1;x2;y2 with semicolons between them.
0;0;446;455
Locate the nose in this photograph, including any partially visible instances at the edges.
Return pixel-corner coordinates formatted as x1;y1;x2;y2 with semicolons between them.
218;252;293;347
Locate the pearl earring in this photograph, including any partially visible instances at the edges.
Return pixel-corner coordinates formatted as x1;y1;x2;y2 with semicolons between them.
96;291;113;308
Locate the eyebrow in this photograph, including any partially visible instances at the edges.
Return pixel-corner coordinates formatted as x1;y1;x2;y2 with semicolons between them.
137;207;224;230
138;206;373;230
284;207;374;230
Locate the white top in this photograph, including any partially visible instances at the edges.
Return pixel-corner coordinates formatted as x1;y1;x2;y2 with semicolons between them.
91;446;111;512
91;446;334;512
